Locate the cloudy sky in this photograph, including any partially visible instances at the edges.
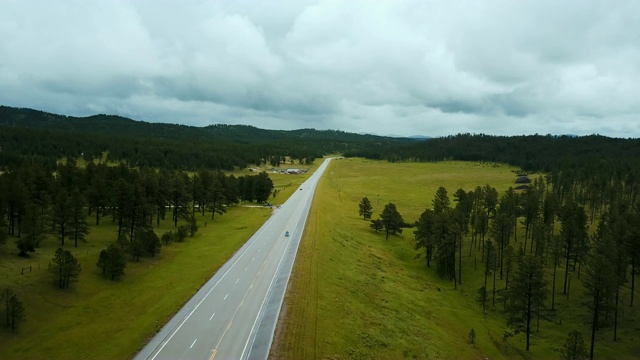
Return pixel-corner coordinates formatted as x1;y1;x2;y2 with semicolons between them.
1;1;639;137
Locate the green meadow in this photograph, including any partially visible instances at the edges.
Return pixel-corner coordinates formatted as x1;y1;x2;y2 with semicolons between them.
0;163;315;359
272;158;640;359
0;209;268;359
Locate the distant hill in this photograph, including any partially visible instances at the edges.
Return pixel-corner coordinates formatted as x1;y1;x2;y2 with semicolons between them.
0;105;411;170
4;105;640;177
406;135;432;140
0;106;407;145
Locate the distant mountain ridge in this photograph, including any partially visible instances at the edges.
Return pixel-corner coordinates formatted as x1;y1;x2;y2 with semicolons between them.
406;135;432;140
3;105;640;176
0;105;410;145
0;105;414;170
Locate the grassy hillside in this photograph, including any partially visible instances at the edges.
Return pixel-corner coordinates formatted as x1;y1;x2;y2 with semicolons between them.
271;158;640;359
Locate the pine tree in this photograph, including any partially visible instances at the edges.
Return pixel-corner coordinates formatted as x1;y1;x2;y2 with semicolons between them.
16;204;46;256
128;235;145;262
253;172;274;203
476;286;488;315
358;197;373;220
51;189;72;246
1;287;14;327
176;225;188;242
490;211;512;280
522;187;541;252
380;203;404;240
370;218;384;233
584;225;617;359
414;208;437;268
453;188;474;231
1;287;25;333
561;330;588;360
503;245;516;292
549;234;564;311
69;189;90;248
433;186;450;214
97;249;108;276
141;228;162;257
186;213;198;237
504;254;547;351
560;199;588;294
484;240;496;314
161;231;174;245
86;170;108;225
0;215;7;246
208;176;227;221
101;243;127;281
48;248;82;289
170;173;190;227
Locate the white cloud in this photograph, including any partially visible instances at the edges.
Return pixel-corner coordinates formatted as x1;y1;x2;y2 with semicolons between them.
0;0;639;137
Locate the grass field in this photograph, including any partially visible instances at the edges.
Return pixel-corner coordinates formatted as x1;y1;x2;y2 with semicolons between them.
271;158;640;359
0;161;317;359
0;208;271;359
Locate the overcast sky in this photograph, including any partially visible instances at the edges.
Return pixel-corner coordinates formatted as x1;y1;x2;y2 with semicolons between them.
1;1;639;138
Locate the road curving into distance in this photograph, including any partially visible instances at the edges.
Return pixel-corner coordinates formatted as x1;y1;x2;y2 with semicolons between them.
135;158;333;360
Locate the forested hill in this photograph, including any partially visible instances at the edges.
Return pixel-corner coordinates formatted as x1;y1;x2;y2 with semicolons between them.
7;105;638;179
346;133;640;176
0;106;410;170
0;106;404;144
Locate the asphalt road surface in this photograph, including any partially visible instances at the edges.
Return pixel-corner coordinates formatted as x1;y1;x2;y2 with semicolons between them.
135;158;332;360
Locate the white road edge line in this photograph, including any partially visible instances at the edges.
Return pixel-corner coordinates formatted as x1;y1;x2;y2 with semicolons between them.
190;339;197;349
214;215;291;359
224;293;229;300
209;313;215;320
240;226;295;360
240;160;330;359
147;209;279;360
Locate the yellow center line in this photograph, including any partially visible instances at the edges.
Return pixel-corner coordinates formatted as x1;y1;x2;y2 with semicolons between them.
209;234;282;358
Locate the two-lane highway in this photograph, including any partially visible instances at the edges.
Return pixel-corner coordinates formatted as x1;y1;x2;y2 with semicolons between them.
135;158;332;360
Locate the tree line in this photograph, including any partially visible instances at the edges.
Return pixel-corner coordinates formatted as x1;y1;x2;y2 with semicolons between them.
0;159;274;257
346;133;640;175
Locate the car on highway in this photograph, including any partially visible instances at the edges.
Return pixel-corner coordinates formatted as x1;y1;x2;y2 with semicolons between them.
285;231;290;237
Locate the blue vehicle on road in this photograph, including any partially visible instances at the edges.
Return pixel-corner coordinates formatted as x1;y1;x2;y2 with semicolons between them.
285;231;290;237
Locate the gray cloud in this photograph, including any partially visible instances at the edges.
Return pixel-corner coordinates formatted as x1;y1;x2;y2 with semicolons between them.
1;0;639;137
